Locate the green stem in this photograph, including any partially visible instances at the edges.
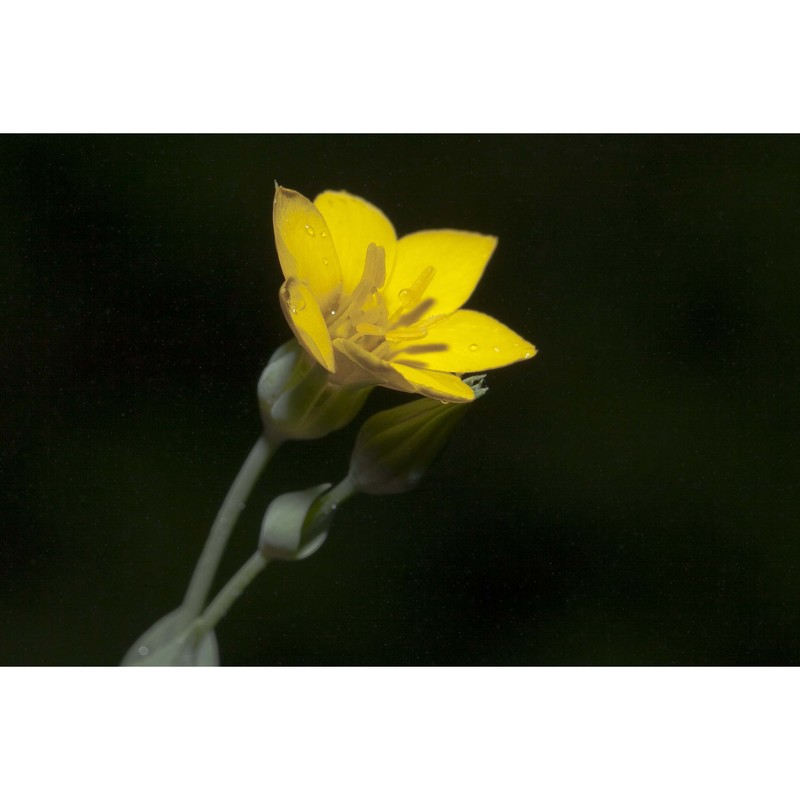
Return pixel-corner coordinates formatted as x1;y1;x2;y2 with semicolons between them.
190;477;357;644
182;435;277;617
305;476;356;533
193;551;270;640
327;475;357;508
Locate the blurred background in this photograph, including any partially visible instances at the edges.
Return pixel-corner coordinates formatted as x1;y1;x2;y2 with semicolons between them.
1;135;797;665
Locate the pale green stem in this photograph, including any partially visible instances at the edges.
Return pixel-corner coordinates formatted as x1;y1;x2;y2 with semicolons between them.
189;476;358;643
192;551;270;640
182;435;277;617
320;475;356;513
304;475;357;537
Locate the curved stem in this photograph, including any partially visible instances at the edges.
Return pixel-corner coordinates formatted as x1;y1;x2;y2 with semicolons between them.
182;435;277;617
193;551;270;640
316;476;356;518
190;478;357;644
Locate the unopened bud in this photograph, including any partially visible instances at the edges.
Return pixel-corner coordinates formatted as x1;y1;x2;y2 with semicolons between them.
348;376;488;495
259;483;332;561
258;340;371;442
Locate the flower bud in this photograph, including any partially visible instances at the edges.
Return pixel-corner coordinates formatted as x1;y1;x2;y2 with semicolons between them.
259;483;333;561
348;376;488;495
258;340;371;443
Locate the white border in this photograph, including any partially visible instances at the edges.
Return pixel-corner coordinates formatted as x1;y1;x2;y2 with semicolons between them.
2;2;798;132
2;668;797;798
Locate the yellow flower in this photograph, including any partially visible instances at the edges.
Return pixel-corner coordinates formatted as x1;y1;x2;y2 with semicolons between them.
273;185;536;403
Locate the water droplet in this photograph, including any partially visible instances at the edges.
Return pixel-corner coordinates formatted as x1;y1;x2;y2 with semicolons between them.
493;346;501;353
320;230;327;238
329;308;337;317
398;288;410;300
468;343;479;352
524;351;534;359
322;257;329;266
138;646;149;657
305;225;315;236
285;282;307;314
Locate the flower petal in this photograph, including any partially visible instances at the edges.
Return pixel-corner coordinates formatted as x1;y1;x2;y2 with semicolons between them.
314;191;397;297
333;339;475;403
332;338;414;392
385;230;497;318
390;363;476;403
273;186;342;310
279;278;335;372
391;310;536;373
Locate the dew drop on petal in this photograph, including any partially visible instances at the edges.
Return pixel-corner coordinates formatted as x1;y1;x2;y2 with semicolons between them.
524;350;534;359
468;343;479;352
320;230;327;238
305;225;315;237
398;288;410;301
284;282;307;314
493;346;501;353
322;257;329;266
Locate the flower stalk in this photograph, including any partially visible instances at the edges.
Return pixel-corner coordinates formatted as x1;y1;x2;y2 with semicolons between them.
182;435;277;618
190;551;271;643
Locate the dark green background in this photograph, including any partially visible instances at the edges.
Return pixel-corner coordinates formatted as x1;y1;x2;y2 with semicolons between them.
1;135;797;665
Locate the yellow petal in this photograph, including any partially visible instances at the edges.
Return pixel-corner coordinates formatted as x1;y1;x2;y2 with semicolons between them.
314;191;397;297
333;338;414;392
333;339;474;403
385;230;497;318
273;186;342;310
392;310;536;372
390;363;476;403
279;278;335;372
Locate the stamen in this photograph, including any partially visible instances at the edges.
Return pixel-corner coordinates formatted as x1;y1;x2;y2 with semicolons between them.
384;327;428;342
415;313;448;329
388;265;437;328
332;243;387;332
356;322;386;337
363;243;386;290
397;265;435;309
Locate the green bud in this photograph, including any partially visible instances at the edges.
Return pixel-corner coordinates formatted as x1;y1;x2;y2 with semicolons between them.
348;376;488;495
258;340;371;442
259;483;333;561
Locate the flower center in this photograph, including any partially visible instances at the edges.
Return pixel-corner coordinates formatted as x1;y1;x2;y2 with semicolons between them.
327;244;441;358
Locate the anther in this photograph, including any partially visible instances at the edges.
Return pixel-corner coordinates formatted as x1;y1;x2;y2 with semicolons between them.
356;322;386;337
